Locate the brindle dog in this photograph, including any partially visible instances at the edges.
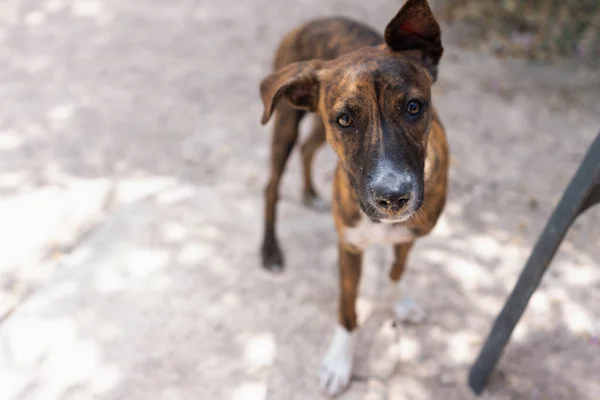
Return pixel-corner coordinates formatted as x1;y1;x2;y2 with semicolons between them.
259;0;449;395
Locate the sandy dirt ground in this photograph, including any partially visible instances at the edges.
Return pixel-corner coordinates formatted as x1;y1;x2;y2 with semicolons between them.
0;0;599;399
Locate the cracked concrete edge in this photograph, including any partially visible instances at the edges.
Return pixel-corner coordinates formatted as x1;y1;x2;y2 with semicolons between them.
0;177;191;324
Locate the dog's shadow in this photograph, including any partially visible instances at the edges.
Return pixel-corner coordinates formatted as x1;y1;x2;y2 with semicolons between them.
353;305;402;381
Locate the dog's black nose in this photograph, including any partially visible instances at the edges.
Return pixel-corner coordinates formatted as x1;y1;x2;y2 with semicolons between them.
369;172;413;213
376;192;409;210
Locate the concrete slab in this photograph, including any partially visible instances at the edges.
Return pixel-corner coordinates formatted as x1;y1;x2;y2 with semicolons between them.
1;0;599;399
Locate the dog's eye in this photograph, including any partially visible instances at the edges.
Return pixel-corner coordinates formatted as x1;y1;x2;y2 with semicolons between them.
336;113;354;128
406;100;422;116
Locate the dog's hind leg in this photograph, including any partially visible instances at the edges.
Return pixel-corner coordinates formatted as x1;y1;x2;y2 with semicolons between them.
301;115;328;212
261;103;304;272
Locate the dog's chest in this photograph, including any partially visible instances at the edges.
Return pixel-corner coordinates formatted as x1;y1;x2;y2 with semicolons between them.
344;218;415;250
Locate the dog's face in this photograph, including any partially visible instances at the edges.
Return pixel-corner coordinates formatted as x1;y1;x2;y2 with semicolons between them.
260;0;443;223
319;48;434;222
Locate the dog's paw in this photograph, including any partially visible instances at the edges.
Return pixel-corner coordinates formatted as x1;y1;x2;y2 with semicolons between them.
320;326;355;397
260;241;284;273
303;193;331;213
394;296;425;324
320;352;352;396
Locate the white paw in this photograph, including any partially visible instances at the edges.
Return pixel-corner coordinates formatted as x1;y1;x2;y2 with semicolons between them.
394;296;425;324
320;325;355;396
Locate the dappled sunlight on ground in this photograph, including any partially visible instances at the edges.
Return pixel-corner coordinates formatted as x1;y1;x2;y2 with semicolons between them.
0;0;599;399
1;179;278;399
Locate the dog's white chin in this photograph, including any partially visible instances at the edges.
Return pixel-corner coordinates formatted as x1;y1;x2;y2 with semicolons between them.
360;196;420;224
361;212;412;225
379;218;405;224
379;211;415;224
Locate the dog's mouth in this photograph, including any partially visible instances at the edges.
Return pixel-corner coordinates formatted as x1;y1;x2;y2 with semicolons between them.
357;194;421;224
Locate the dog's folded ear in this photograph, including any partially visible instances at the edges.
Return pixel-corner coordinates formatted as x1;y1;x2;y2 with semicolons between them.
260;60;324;125
384;0;443;80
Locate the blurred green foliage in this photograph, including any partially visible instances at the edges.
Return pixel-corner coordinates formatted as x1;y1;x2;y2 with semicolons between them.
439;0;600;65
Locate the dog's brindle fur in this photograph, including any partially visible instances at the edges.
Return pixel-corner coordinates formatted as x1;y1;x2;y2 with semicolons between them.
259;0;448;394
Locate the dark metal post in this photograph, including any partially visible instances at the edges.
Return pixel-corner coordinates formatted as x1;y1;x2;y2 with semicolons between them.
469;132;600;394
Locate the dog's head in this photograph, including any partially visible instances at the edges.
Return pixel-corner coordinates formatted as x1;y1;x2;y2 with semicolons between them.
260;0;443;223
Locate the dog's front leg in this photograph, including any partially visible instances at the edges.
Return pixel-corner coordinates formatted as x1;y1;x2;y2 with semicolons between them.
390;241;424;323
320;243;362;396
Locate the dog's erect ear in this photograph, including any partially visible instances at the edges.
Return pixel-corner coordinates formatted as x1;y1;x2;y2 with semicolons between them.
260;60;324;125
384;0;443;80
